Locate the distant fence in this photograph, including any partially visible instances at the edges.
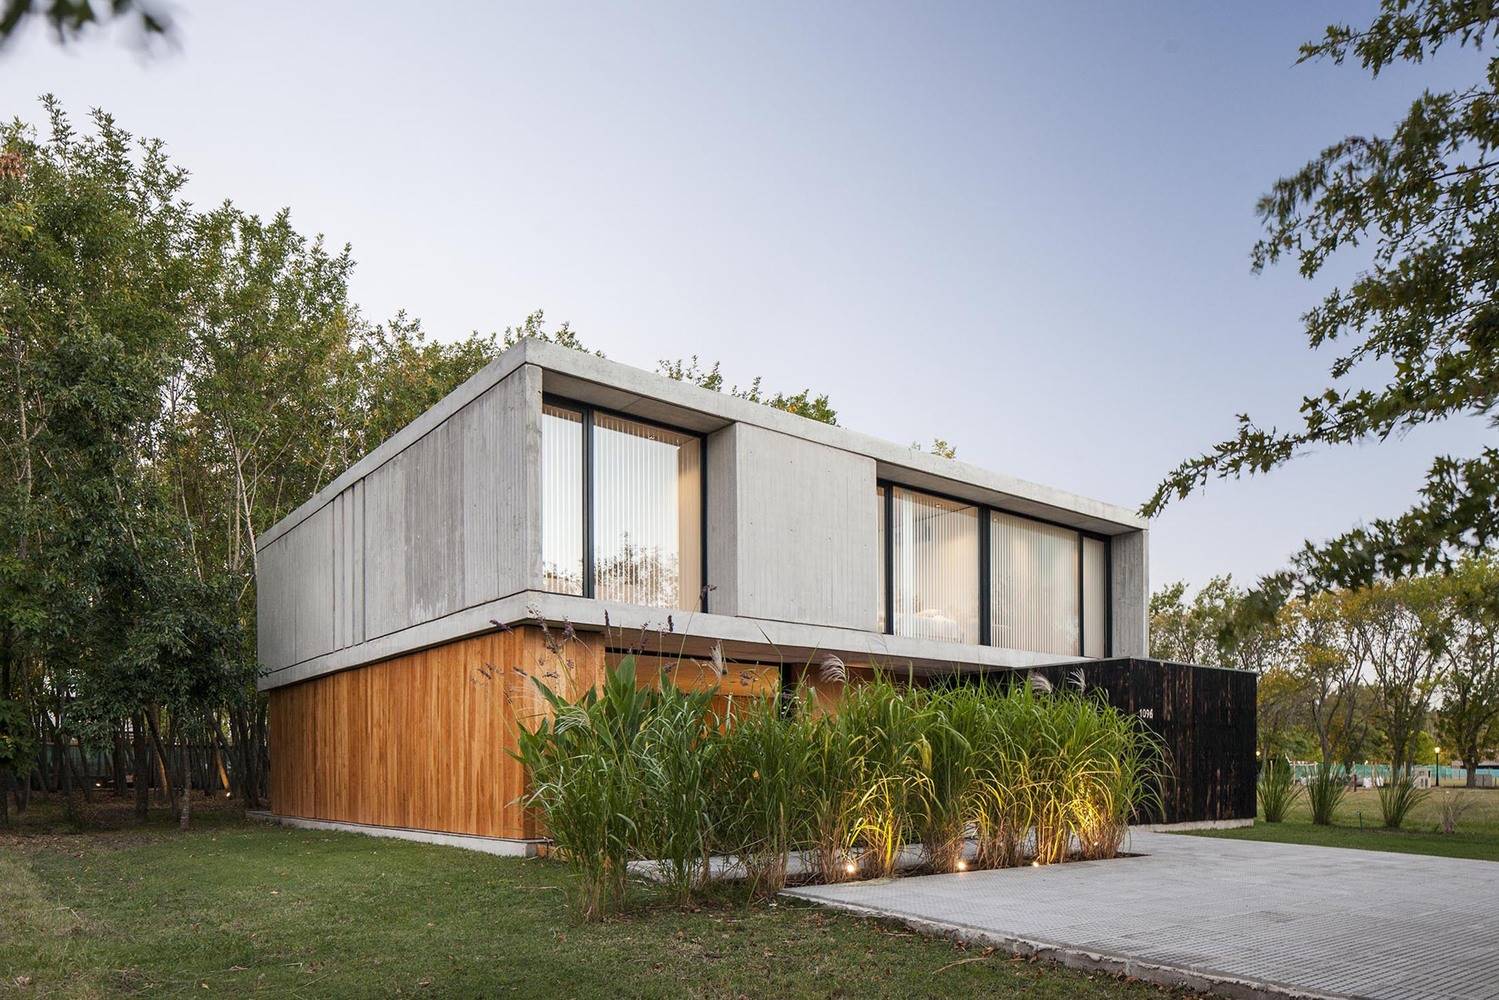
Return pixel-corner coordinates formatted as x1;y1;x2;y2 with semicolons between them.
1286;761;1499;788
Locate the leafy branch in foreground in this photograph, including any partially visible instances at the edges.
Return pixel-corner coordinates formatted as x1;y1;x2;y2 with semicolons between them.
1144;1;1499;593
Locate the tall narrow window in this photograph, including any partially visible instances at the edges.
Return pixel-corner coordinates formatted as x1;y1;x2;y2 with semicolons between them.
890;488;979;643
990;511;1079;655
1082;536;1108;657
876;485;887;632
592;412;702;610
541;403;584;594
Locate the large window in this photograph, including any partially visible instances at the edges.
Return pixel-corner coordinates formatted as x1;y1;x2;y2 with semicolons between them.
991;511;1079;656
541;401;704;611
889;487;979;644
877;483;1110;656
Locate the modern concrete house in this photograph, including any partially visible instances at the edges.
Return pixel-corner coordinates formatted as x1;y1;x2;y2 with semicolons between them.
258;339;1250;852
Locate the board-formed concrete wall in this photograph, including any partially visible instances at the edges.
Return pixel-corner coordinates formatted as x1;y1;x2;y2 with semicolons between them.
708;423;879;630
1109;528;1149;657
256;364;541;678
256;339;1153;688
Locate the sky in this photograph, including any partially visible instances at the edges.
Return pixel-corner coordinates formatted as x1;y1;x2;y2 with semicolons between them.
3;1;1491;594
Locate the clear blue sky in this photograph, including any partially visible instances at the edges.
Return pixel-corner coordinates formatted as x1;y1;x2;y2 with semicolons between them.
4;1;1490;593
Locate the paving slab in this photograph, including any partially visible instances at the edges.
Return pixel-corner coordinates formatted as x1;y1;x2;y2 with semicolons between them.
783;831;1499;1000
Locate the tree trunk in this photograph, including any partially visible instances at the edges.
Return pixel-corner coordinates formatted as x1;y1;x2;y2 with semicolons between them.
1466;758;1478;788
112;728;129;798
178;738;191;831
133;714;149;821
58;730;77;824
68;745;91;804
144;709;176;808
0;766;9;829
212;731;230;799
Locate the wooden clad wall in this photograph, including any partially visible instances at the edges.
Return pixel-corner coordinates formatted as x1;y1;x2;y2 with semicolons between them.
269;626;603;840
1028;658;1257;824
627;652;779;722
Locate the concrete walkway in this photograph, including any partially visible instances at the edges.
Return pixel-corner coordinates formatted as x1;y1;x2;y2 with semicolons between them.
783;832;1499;1000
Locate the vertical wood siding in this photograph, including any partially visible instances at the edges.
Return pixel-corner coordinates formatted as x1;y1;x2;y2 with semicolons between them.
1028;658;1257;824
269;626;604;839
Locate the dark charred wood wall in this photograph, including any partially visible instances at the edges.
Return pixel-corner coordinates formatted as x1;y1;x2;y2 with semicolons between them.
1019;658;1257;825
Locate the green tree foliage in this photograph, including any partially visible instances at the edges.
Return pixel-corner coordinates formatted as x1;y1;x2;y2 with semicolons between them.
1435;555;1499;785
0;97;860;824
0;99;506;821
493;312;842;425
1148;576;1280;671
656;355;838;425
0;0;168;50
1145;1;1499;595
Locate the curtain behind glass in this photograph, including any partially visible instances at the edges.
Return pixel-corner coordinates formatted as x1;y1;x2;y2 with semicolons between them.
891;488;978;644
876;485;886;632
541;403;584;594
1082;536;1108;657
990;511;1079;655
592;412;702;610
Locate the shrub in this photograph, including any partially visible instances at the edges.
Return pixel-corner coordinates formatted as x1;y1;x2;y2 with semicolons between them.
1306;762;1347;826
1257;757;1300;823
1377;775;1428;829
1437;791;1471;834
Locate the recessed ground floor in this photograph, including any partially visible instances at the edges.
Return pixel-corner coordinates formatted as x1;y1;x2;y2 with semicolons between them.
267;625;1256;844
785;831;1499;1000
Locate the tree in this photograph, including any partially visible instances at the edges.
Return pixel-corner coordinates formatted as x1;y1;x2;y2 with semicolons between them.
1145;1;1499;595
494;311;842;424
1281;592;1359;767
1256;665;1313;761
656;355;838;425
0;0;169;50
1149;576;1281;671
1436;555;1499;785
1;97;199;820
1343;577;1450;777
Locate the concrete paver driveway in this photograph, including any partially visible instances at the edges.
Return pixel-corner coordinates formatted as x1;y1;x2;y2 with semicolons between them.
784;831;1499;1000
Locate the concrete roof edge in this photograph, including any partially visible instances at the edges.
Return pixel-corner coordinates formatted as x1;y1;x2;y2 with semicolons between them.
257;338;1148;551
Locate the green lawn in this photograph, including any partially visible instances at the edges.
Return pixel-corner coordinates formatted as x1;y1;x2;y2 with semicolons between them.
1;800;1201;999
1185;786;1499;862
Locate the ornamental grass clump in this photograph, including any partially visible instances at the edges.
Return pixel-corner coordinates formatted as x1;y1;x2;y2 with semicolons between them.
911;686;984;873
841;678;932;878
515;655;1168;920
1306;762;1347;826
1376;774;1428;830
1257;756;1300;823
513;656;655;920
635;678;719;903
712;697;814;899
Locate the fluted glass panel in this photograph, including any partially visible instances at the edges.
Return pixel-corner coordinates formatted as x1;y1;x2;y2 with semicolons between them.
1082;536;1108;657
891;488;978;644
593;412;701;610
541;403;584;594
990;511;1079;655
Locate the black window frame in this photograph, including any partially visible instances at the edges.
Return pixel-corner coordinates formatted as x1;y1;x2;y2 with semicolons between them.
542;394;710;612
877;479;1112;657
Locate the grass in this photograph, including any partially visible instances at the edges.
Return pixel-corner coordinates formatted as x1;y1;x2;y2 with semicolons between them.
0;798;1204;999
1187;786;1499;862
